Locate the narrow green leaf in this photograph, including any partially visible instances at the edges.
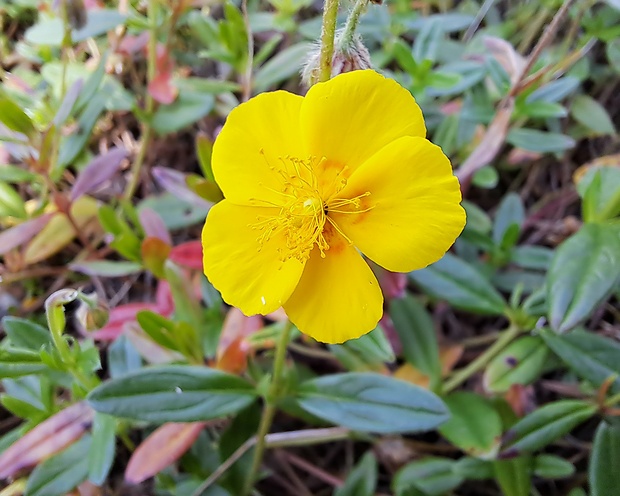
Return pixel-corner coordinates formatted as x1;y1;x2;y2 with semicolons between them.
493;457;531;496
409;253;506;315
501;400;597;456
334;451;377;496
541;327;620;393
2;317;51;350
571;95;615;136
88;413;116;485
87;366;257;422
253;42;312;92
0;95;35;138
390;296;441;385
107;335;142;379
590;421;620;496
25;435;91;496
533;454;575;479
393;457;463;496
507;129;575;153
439;392;502;458
297;373;449;433
547;223;620;333
484;336;550;393
493;193;525;246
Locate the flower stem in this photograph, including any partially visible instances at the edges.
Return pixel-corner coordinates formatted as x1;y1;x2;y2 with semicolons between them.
123;0;157;201
341;0;368;47
242;320;293;495
443;324;521;394
318;0;340;82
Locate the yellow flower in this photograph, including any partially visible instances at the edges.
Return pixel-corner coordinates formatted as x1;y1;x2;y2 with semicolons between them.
202;70;465;344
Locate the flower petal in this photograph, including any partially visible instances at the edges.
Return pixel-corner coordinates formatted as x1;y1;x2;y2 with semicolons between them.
300;70;425;177
212;91;305;206
283;228;383;344
331;136;465;272
202;201;305;315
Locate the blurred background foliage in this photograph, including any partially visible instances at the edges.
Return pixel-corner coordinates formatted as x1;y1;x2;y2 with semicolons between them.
0;0;620;494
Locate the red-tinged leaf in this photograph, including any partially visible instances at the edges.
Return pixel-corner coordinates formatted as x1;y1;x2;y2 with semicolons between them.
151;167;211;208
0;214;54;255
141;237;172;278
118;31;149;56
216;307;262;374
378;270;407;300
70;148;128;201
139;208;171;245
125;422;206;483
169;241;203;270
0;402;93;479
91;281;174;341
90;302;161;341
379;314;402;356
147;45;178;105
155;280;174;314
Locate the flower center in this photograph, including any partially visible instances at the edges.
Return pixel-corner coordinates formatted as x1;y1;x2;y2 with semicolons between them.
251;154;372;261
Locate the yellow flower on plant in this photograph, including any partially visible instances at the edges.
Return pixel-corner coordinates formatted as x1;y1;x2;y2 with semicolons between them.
202;70;465;344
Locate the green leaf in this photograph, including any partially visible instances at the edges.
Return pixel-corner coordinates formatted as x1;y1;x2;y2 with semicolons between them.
526;77;580;103
546;223;620;333
608;38;620;73
0;95;35;138
493;457;531;496
87;366;257;422
541;327;620;394
0;182;27;219
2;317;51;350
439;392;502;458
151;91;215;134
88;413;116;485
493;193;525;246
0;348;48;378
334;451;377;496
510;245;553;271
484;336;550;393
507;129;575;153
393;457;463;496
390;296;441;386
453;457;494;480
501;400;597;456
472;165;499;189
296;373;449;433
253;42;312;92
590;421;620;496
69;260;143;277
25;435;91;496
409;253;506;315
108;335;142;379
412;18;443;63
330;325;395;372
571;95;616;136
577;166;620;222
533;454;575;479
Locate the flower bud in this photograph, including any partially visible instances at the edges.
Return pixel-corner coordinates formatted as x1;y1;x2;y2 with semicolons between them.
301;32;372;87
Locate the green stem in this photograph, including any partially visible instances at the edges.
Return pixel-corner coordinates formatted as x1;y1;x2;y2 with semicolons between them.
242;320;294;495
123;0;157;201
341;0;368;47
318;0;340;82
443;324;521;394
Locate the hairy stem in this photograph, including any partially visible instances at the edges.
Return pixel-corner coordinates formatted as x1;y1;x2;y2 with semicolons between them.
318;0;340;82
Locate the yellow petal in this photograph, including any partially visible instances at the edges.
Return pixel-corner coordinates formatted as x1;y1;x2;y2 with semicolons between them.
283;227;383;344
202;201;304;315
331;136;465;273
300;70;426;177
212;91;305;206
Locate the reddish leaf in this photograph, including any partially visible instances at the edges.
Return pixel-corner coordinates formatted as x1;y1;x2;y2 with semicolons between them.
216;307;262;374
0;213;54;255
139;208;171;244
70;148;128;201
118;31;149;56
141;237;172;278
169;241;203;270
125;423;206;484
0;402;93;478
378;270;407;300
147;45;178;105
91;281;174;341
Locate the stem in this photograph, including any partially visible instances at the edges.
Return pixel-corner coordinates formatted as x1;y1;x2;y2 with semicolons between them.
340;0;368;47
123;0;157;201
242;320;294;495
318;0;340;82
443;325;521;394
